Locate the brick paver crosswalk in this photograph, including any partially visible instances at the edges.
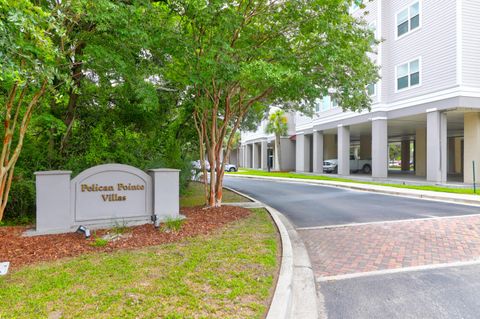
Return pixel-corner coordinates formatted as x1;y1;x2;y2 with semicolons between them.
300;215;480;278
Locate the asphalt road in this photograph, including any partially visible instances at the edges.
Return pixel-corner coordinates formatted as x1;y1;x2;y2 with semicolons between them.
224;176;480;228
321;264;480;319
224;176;480;318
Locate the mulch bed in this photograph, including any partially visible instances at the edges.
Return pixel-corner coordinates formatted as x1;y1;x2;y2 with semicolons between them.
0;206;251;271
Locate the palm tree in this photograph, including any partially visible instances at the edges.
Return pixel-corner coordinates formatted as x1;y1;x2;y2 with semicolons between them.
265;110;288;171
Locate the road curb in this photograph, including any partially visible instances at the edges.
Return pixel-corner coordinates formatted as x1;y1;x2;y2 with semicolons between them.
227;174;480;207
224;186;321;319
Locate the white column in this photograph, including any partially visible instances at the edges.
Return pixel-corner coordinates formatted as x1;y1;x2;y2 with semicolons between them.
427;110;447;183
246;144;252;168
35;171;72;233
261;141;268;170
239;146;244;167
252;143;259;169
313;131;324;173
372;118;388;178
337;125;350;175
296;133;305;172
464;112;480;184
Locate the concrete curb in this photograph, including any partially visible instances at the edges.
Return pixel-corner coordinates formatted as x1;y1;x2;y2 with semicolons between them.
227;174;480;207
224;187;321;319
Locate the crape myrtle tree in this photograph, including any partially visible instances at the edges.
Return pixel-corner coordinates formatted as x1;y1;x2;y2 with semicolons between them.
265;109;288;171
159;0;378;207
0;0;67;221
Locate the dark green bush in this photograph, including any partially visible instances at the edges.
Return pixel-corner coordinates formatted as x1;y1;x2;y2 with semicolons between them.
4;176;36;224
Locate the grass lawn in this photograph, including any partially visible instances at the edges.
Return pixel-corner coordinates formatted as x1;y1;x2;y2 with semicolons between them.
228;169;479;196
0;183;278;319
180;181;251;208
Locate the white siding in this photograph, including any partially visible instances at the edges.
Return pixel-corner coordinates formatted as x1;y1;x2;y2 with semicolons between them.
462;0;480;87
382;0;457;103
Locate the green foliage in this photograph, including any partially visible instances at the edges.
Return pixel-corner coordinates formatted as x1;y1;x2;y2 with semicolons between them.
1;0;198;223
161;0;379;117
90;237;109;248
160;217;185;233
0;0;64;84
265;109;289;136
4;175;35;224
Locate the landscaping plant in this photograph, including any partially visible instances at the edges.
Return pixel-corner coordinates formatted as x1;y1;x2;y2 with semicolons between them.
158;0;379;207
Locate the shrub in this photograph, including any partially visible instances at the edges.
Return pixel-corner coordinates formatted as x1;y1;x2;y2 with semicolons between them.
4;177;36;224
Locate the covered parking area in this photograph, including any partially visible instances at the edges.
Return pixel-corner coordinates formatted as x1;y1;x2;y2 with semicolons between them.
296;107;480;185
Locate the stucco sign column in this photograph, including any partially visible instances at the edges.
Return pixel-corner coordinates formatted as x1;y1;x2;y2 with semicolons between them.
148;168;180;220
35;171;72;234
372;117;388;178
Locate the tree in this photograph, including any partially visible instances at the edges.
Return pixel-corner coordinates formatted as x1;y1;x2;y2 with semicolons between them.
1;0;198;223
159;0;379;207
265;109;288;171
0;0;66;221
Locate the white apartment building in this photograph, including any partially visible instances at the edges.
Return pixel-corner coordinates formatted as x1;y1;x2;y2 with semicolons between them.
238;0;480;185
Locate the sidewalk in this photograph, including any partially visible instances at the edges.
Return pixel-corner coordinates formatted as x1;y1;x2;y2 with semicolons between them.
227;174;480;206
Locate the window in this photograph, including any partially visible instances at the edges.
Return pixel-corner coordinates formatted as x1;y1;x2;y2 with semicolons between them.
331;98;339;108
397;2;420;38
367;83;376;96
315;96;338;113
396;59;420;91
322;96;331;111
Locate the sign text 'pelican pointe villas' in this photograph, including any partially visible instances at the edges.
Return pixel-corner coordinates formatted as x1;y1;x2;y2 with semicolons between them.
81;183;145;202
33;164;180;235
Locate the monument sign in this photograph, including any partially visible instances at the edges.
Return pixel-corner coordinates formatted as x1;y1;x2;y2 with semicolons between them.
33;164;180;234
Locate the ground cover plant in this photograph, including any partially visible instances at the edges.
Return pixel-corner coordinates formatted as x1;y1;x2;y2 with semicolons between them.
229;169;479;195
0;208;277;319
180;182;250;208
0;184;278;318
1;185;252;268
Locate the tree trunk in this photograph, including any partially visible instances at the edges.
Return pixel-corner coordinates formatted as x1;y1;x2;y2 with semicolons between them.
60;42;86;152
275;132;282;171
0;80;47;221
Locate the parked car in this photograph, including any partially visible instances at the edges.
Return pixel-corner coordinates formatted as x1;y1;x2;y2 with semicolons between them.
224;164;237;172
323;155;372;174
191;160;237;172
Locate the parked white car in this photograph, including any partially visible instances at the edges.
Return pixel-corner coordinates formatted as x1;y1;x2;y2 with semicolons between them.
191;160;237;172
323;155;372;174
224;164;237;172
